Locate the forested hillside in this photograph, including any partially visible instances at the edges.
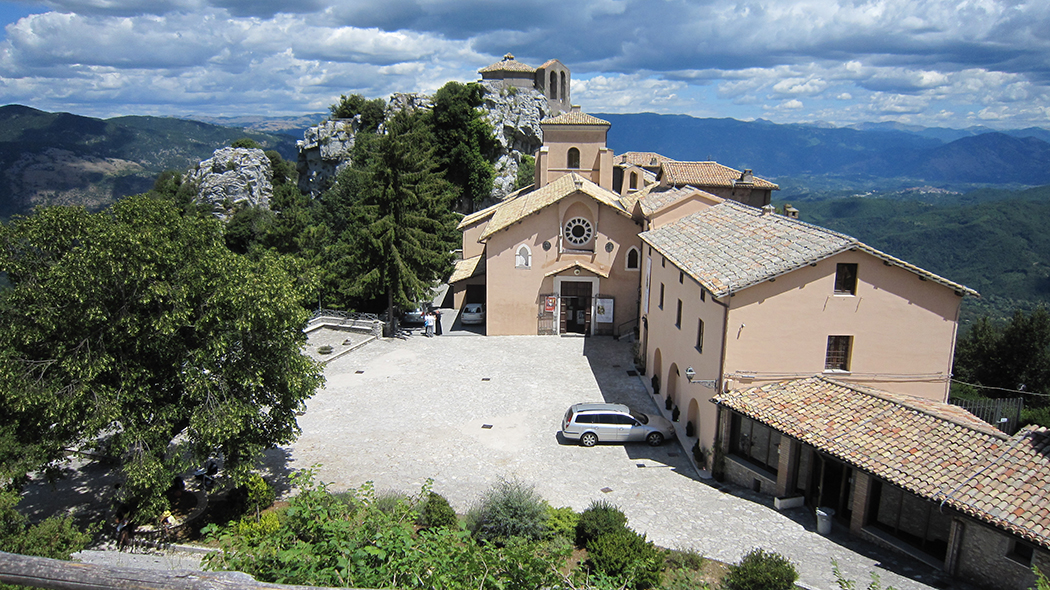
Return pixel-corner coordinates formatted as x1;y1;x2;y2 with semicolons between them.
0;105;296;219
790;187;1050;325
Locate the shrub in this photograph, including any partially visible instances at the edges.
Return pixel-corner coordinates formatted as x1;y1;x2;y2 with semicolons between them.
665;396;673;411
466;478;548;544
545;505;580;540
418;491;459;529
576;499;628;548
672;406;681;422
0;490;92;560
665;547;705;571
233;509;281;541
685;421;695;437
722;548;798;590
587;529;665;589
692;441;709;470
240;473;275;517
662;568;711;590
373;490;412;515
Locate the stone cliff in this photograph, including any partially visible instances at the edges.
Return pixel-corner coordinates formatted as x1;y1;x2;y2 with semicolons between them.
186;147;273;215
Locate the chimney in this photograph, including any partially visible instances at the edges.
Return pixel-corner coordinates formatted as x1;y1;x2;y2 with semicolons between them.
570;105;581;112
784;204;799;219
740;169;754;184
761;204;775;216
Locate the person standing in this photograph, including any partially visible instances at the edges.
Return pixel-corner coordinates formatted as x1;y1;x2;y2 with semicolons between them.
424;311;434;337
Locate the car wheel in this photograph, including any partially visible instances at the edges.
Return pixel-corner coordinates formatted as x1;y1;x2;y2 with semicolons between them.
646;432;664;446
581;432;598;447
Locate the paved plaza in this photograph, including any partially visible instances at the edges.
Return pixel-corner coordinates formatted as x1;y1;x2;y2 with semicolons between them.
265;328;968;590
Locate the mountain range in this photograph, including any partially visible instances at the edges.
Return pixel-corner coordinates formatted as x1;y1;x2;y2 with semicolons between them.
0;105;298;219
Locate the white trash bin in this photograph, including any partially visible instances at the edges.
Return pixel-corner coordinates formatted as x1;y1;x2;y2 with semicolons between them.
816;507;835;535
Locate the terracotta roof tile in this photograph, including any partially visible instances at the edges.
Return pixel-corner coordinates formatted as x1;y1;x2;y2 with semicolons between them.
640;201;977;298
448;254;485;283
478;53;536;74
479;173;629;241
714;378;1050;550
542;110;610;126
637;186;722;216
617;151;674;168
661;160;779;190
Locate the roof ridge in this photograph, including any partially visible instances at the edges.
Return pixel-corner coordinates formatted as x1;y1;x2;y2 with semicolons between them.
819;376;1008;439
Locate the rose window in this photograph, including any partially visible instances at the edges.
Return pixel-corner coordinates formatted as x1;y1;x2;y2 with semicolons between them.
563;217;593;246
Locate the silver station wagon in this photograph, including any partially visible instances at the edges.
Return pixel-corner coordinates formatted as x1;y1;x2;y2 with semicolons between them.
561;402;675;447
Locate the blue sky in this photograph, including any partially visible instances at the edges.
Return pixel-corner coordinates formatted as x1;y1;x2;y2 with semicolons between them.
1;0;1048;129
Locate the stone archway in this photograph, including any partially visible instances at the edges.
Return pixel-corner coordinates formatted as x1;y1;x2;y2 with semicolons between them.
687;398;700;438
667;363;679;407
651;348;663;395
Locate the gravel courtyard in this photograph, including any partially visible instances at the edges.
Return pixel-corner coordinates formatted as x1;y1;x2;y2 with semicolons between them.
259;329;965;590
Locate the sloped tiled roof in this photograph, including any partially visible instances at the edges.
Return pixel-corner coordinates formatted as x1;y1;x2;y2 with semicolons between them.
478;53;535;74
456;201;500;230
640;201;854;297
542;110;610;126
637;186;722;217
617;152;673;168
448;254;485;284
714;377;1050;549
661;161;779;190
639;201;978;298
478;173;629;241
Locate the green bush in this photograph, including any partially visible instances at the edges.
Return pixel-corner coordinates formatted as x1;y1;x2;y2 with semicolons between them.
1022;406;1050;428
722;548;798;590
242;473;275;517
466;478;548;544
577;499;629;548
587;529;665;589
373;490;412;515
665;547;705;571
418;491;459;529
0;491;92;560
545;505;580;540
233;509;281;541
662;568;711;590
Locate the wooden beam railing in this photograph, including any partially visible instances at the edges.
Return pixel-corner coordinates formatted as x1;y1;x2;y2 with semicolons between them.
0;551;377;590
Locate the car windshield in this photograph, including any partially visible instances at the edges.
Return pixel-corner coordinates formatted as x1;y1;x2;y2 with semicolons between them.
630;411;649;424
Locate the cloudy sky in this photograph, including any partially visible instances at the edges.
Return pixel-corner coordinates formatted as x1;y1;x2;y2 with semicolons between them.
0;0;1047;129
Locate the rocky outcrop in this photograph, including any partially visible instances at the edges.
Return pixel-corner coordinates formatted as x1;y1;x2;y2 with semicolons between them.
479;81;551;200
186;147;273;214
387;92;434;116
296;118;360;198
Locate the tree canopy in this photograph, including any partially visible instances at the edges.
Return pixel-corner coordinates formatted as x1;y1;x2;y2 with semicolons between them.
330;94;387;133
430;82;498;205
0;194;324;518
321;110;458;324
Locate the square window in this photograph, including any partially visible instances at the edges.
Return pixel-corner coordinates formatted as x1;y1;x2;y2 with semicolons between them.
659;283;665;309
675;299;682;328
835;263;858;295
1008;540;1035;566
825;336;853;371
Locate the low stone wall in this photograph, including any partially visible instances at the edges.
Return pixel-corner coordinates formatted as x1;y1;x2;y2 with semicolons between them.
723;455;777;495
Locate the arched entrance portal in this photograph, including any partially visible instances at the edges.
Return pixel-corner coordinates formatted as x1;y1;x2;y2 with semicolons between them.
651;348;663;395
667;363;679;408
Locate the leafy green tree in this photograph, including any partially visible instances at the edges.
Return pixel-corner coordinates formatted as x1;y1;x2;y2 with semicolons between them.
515;153;536;191
231;138;262;150
324;110;457;324
0;490;92;560
0;195;324;518
431;82;498;205
953;307;1050;425
330;94;387;133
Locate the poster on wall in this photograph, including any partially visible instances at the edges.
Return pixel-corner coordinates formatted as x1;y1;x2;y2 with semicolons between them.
595;298;614;323
544;296;557;313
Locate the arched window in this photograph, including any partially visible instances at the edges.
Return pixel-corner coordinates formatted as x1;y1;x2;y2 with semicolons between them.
550;72;558;99
629;172;638;190
567;148;580;169
515;244;532;269
626;246;640;270
560;71;566;102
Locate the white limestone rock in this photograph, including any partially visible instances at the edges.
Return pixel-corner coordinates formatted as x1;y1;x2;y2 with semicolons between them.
296;118;360;198
186;147;273;215
479;81;550;201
